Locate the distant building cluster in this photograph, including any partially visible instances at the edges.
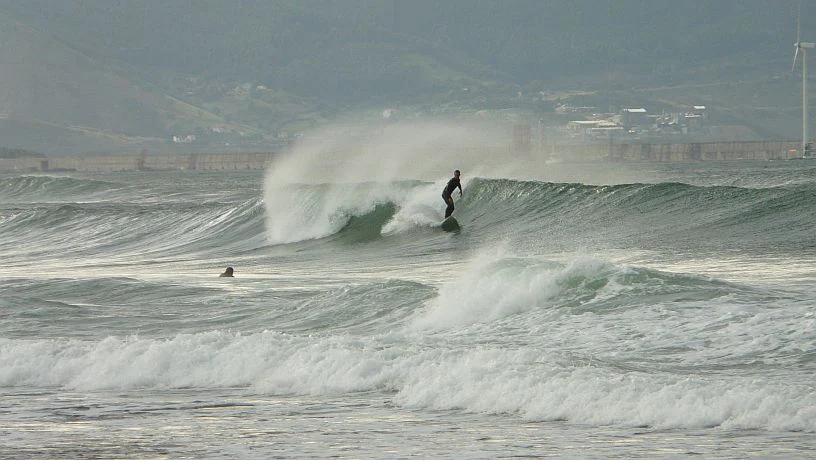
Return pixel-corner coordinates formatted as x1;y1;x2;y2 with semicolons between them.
561;104;708;140
171;124;267;146
172;134;197;144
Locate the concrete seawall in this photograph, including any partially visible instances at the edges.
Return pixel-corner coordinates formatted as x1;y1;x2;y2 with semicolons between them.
0;152;277;172
0;140;807;172
543;140;803;162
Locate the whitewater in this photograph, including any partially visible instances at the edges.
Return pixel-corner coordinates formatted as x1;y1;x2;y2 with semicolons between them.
1;128;816;457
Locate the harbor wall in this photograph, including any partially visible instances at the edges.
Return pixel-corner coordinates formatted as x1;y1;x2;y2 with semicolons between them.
0;140;805;172
0;152;276;172
541;140;801;162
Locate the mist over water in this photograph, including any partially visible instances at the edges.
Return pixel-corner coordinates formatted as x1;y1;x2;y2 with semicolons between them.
265;120;513;182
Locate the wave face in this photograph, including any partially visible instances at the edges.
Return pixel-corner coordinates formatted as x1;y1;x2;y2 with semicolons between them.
0;173;266;266
5;169;812;263
1;161;816;435
259;175;816;254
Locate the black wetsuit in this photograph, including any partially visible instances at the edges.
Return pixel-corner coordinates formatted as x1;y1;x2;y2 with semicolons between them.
441;177;462;218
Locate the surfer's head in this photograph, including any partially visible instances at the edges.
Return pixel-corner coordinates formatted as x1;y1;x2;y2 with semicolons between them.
220;266;234;277
454;169;460;177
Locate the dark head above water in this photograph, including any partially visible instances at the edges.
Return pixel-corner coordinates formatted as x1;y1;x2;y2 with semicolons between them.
220;267;234;277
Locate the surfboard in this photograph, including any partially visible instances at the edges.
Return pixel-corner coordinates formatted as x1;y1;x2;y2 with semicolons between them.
441;216;460;232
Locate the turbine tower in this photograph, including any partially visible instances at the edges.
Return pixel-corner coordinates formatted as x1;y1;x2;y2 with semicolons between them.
793;6;815;157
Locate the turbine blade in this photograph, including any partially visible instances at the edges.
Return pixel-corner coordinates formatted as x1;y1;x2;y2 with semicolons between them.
793;46;800;72
797;0;802;43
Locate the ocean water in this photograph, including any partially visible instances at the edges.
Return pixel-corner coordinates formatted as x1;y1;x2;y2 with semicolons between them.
1;154;816;458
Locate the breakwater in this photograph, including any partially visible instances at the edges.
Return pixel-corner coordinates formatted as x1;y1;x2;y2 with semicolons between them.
0;140;807;173
538;140;803;162
0;152;276;172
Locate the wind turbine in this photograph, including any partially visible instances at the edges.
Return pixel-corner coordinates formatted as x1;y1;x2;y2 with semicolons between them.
793;6;815;157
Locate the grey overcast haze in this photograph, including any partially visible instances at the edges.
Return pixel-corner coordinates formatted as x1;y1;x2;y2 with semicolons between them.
0;0;812;154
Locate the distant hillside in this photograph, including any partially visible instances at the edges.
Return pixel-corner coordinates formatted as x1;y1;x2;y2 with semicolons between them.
0;12;271;153
0;14;174;132
0;146;44;158
0;0;810;152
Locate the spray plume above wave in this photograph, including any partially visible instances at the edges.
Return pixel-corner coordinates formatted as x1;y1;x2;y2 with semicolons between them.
262;119;518;244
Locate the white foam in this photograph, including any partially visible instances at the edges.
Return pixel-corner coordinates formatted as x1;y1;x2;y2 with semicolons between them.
263;182;396;243
2;326;814;432
392;346;816;432
3;247;815;433
381;181;445;234
410;247;616;330
263;174;474;243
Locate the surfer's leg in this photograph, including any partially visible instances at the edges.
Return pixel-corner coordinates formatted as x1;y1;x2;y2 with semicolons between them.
443;195;454;218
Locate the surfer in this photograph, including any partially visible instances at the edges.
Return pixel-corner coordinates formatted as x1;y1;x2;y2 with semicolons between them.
442;169;463;218
220;266;234;277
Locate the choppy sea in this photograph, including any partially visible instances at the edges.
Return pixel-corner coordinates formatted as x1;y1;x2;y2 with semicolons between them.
1;146;816;457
